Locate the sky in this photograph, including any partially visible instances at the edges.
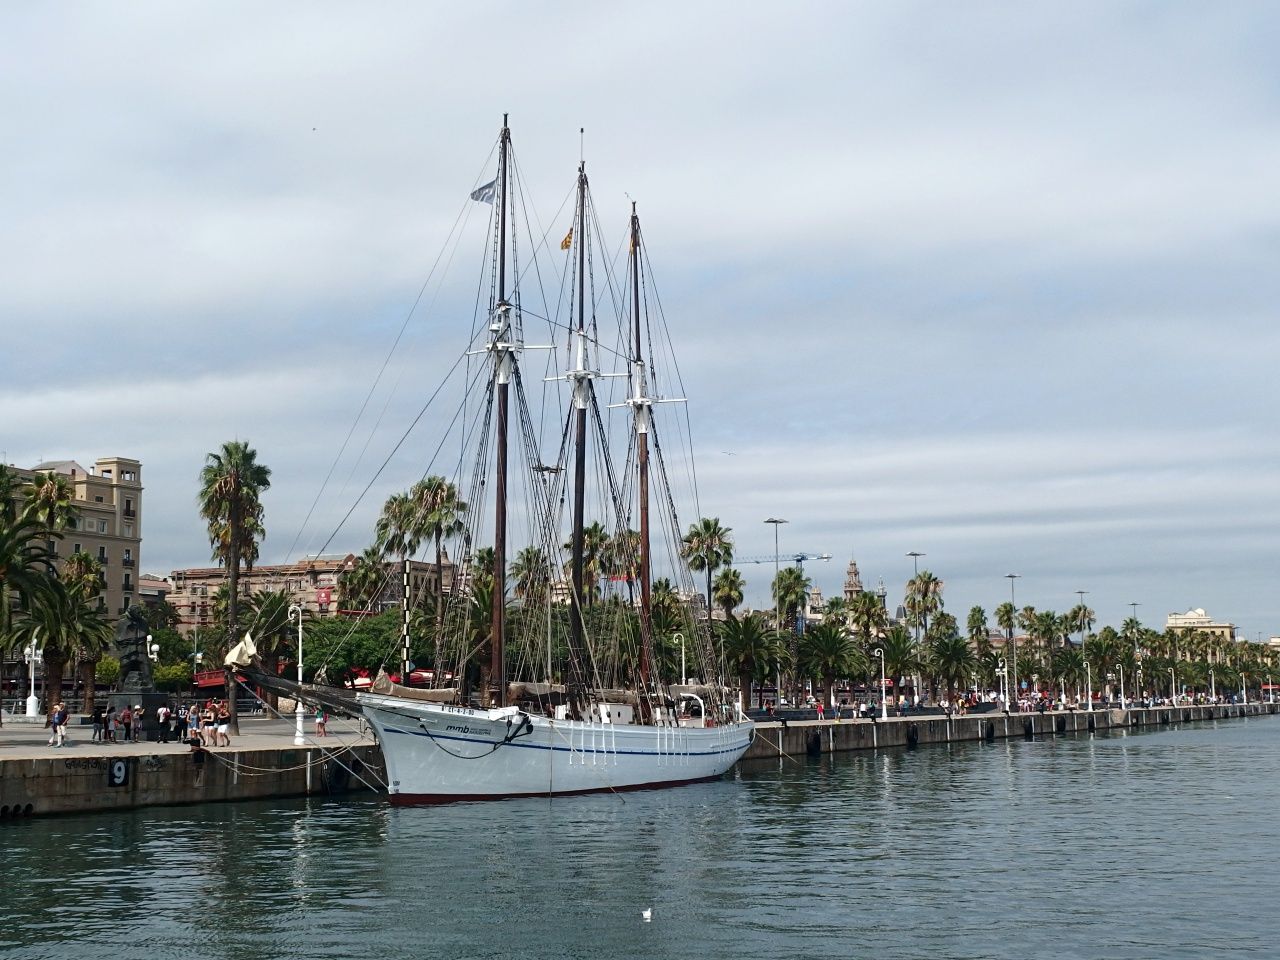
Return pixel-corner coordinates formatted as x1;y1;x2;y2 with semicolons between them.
3;2;1279;639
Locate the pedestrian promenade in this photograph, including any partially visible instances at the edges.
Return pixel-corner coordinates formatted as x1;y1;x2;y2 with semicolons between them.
0;713;374;762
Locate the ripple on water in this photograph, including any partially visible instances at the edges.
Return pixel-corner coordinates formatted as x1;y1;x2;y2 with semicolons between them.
2;720;1278;960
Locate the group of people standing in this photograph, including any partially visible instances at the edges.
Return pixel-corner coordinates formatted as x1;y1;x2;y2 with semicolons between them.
159;701;233;747
88;704;143;743
82;700;233;747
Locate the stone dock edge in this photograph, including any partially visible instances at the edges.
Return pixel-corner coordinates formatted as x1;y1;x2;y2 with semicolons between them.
1;704;1272;819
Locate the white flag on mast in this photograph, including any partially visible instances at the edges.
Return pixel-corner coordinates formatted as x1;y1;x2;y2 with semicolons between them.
470;178;496;203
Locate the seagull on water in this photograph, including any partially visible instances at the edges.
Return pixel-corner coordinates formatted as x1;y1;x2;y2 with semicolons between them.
642;908;652;922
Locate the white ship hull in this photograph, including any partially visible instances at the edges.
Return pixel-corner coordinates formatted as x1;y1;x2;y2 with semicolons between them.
357;694;755;803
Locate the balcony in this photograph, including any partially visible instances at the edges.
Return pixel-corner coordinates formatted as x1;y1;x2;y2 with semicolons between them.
97;555;109;566
122;557;135;567
123;508;136;519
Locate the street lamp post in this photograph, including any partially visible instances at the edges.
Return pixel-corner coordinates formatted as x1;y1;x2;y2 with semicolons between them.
1241;672;1247;706
1076;590;1089;648
1209;668;1215;703
997;657;1008;709
1167;667;1176;706
1005;574;1021;702
907;552;925;643
1083;660;1092;711
765;518;787;706
873;648;886;719
24;628;43;717
1117;664;1126;709
674;632;685;685
1269;674;1275;705
288;604;305;746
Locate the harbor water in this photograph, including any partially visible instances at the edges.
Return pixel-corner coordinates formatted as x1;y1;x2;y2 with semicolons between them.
3;714;1277;960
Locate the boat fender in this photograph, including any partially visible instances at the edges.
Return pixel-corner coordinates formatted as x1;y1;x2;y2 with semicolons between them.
806;731;821;757
984;721;995;742
906;723;919;748
1023;717;1034;740
1054;715;1066;734
1086;714;1096;732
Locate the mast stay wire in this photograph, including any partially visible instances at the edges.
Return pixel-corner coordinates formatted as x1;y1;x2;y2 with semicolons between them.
281;142;499;568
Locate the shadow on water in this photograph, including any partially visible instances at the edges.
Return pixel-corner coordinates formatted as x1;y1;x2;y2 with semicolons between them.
2;716;1277;960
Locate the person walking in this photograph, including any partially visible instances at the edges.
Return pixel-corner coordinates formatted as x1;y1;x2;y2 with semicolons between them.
157;703;170;744
91;705;104;743
314;707;327;737
105;705;117;742
48;702;68;747
119;705;133;743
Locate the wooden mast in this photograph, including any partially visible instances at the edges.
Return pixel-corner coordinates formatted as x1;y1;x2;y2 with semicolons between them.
631;204;653;691
568;161;589;717
489;115;511;708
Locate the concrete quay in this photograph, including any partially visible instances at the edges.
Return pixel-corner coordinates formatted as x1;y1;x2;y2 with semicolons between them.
742;701;1278;762
0;714;383;820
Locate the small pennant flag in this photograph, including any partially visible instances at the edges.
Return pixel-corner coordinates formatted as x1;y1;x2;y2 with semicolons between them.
470;178;496;204
560;227;573;250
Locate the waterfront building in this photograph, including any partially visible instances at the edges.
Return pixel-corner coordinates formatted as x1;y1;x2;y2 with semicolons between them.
10;457;143;616
1165;608;1236;643
167;553;453;636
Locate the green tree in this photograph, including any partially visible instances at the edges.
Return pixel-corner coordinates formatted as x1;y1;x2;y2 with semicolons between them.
154;663;193;692
411;476;467;629
720;612;787;711
967;605;990;658
198;440;272;734
799;620;865;709
339;545;386;612
879;624;919;707
712;567;745;620
95;655;121;687
905;570;943;636
681;517;733;619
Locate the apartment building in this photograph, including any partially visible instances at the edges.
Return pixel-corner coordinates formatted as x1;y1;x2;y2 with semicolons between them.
1165;608;1237;643
167;553;453;637
14;456;143;617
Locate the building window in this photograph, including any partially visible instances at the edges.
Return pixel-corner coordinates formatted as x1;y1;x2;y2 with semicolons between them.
97;548;107;561
101;469;112;478
123;470;135;481
124;524;133;537
74;543;81;554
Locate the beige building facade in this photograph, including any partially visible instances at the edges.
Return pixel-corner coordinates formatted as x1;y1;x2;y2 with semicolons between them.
1165;608;1236;643
168;553;453;637
14;456;143;617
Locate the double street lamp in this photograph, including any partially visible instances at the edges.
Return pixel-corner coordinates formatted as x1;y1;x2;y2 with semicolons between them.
873;648;887;719
24;628;43;717
288;604;305;746
764;518;787;705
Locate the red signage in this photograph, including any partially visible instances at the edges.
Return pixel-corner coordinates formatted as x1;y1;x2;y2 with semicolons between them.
317;589;331;605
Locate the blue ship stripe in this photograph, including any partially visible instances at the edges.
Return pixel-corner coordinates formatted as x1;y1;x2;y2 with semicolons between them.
380;724;749;759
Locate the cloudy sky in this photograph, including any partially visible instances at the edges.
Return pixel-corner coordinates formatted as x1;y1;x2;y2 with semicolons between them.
4;2;1278;639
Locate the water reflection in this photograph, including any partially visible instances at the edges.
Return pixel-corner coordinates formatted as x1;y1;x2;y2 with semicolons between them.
2;719;1277;960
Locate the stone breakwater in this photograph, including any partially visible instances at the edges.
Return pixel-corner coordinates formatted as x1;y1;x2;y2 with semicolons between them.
0;744;384;819
742;702;1277;762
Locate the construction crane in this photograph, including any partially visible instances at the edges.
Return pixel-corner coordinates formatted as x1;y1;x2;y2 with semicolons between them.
736;552;832;568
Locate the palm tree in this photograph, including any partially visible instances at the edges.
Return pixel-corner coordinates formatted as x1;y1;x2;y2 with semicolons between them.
823;596;850;627
376;491;424;595
681;517;733;618
712;568;745;620
198;440;272;734
905;570;943;637
799;620;865;709
339;545;386;612
929;633;976;704
967;606;990;658
22;471;78;533
848;591;887;650
411;476;467;628
772;565;810;702
245;588;296;709
880;624;918;708
511;545;549;603
1085;626;1121;698
19;579;112;715
0;512;59;643
720;612;787;711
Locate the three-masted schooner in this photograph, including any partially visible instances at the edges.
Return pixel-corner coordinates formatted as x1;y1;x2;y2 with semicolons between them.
244;117;754;803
